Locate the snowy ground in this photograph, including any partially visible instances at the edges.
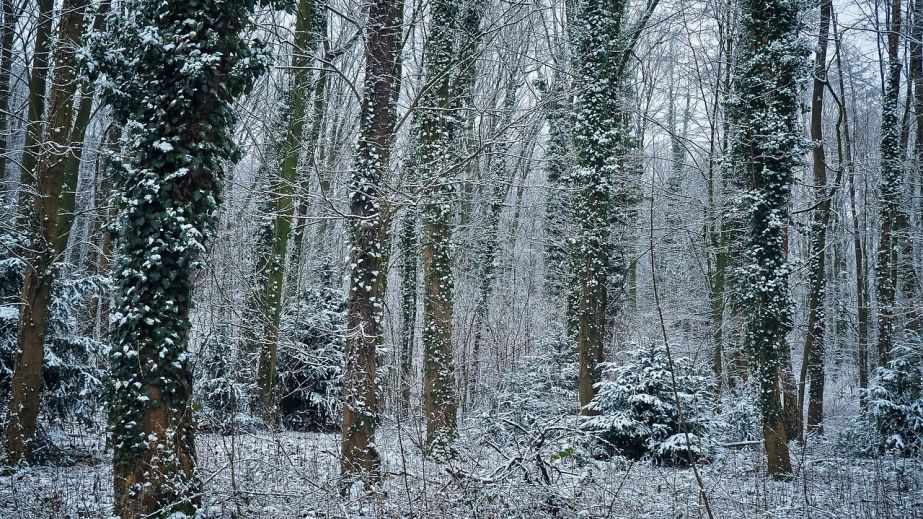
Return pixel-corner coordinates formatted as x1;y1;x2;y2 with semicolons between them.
0;417;920;518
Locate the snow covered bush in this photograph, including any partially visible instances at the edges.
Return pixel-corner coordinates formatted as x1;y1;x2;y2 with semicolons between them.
41;275;107;421
859;336;923;456
713;387;762;444
197;332;250;433
479;323;585;513
276;285;345;432
583;339;715;464
0;236;105;425
0;236;22;398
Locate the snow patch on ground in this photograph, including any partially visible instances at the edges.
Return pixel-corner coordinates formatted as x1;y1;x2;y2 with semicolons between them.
0;419;920;518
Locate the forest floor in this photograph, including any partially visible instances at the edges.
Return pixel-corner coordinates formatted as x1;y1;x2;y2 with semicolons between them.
0;412;920;519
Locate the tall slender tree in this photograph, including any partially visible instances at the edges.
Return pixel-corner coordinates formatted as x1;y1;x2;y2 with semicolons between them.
799;0;833;436
398;193;418;413
91;0;273;511
468;67;518;410
0;0;18;195
255;0;320;421
2;0;89;466
15;0;54;220
416;0;474;454
730;0;807;478
540;69;572;302
568;0;656;412
876;0;903;365
341;0;400;480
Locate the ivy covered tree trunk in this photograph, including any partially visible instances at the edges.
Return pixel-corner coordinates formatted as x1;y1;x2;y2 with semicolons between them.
569;0;627;412
540;71;571;303
799;0;832;436
341;0;399;480
256;0;318;422
399;200;418;413
2;0;88;466
91;0;269;512
876;0;903;366
416;0;464;456
730;0;806;479
421;194;457;453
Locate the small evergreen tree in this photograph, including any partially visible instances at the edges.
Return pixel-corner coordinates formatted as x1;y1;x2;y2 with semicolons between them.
278;285;344;432
860;337;923;456
0;234;105;435
584;340;714;464
197;333;248;433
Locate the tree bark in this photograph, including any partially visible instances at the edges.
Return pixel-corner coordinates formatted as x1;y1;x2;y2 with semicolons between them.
876;0;903;366
569;0;628;414
54;1;111;253
399;204;417;414
286;0;329;295
256;0;318;422
340;0;399;480
16;0;54;217
830;16;869;394
97;0;267;510
798;0;832;437
905;0;923;330
3;0;88;466
0;0;17;196
733;0;802;478
467;70;516;411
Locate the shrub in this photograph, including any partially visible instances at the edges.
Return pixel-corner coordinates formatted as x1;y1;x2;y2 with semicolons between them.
276;285;344;432
0;236;105;426
860;336;923;456
583;339;714;463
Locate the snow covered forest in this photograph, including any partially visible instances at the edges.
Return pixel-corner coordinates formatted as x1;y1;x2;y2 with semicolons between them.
0;0;922;514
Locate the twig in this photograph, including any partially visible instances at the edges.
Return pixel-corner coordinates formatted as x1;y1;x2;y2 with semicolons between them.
648;177;715;519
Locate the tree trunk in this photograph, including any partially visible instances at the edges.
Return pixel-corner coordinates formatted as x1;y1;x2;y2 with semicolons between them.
340;0;399;480
569;0;629;413
16;0;54;217
417;0;474;456
467;71;516;411
3;0;88;466
905;0;923;330
55;1;110;253
422;200;457;453
763;403;792;478
0;0;17;195
799;0;832;437
830;17;869;394
87;125;120;343
876;0;903;366
255;0;318;422
97;0;268;511
399;199;417;414
540;72;571;303
286;0;329;294
733;0;803;478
